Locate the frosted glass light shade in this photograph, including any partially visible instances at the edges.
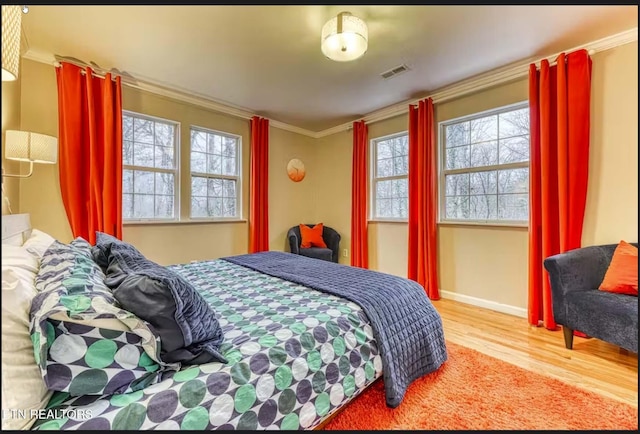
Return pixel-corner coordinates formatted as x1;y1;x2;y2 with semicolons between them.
321;12;368;62
5;130;58;164
1;5;21;81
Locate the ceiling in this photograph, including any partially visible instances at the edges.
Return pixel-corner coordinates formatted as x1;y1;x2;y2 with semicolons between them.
21;5;638;133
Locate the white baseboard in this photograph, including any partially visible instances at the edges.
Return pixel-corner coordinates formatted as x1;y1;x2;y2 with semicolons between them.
440;290;527;318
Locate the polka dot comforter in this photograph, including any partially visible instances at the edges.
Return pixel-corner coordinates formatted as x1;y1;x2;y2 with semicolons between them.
33;258;384;430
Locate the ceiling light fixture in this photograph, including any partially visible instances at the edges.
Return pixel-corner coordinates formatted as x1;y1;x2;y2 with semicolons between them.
321;11;368;62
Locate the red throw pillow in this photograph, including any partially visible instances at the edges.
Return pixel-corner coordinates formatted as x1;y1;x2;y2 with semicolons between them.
599;240;638;296
299;223;327;249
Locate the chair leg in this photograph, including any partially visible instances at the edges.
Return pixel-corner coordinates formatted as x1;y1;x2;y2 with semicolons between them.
562;326;574;349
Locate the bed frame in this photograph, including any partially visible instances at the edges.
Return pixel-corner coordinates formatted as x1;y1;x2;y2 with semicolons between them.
1;213;32;244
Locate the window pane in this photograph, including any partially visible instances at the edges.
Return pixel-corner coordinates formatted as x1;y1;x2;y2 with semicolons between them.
392;178;408;199
133;194;154;218
376;198;392;218
155;172;174;196
393;156;408;176
470;116;498;143
123;193;133;219
154;145;174;169
191;130;207;153
123;116;134;141
223;198;236;217
470;141;498;168
377;141;392;159
134;143;154;167
207;154;222;175
133;118;154;144
499;136;529;164
208;178;223;197
133;170;154;194
155;123;174;147
191;176;207;196
498;168;529;194
499;108;529;138
223;138;236;157
208;134;223;155
191;196;208;218
155;195;174;219
445;122;470;147
469;195;498;220
223;156;236;176
445;174;469;196
392;198;408;219
446;146;470;170
223;180;236;198
470;171;497;195
207;197;223;217
123;170;134;194
377;158;393;177
376;180;392;199
394;136;408;156
445;196;469;219
191;152;207;173
498;194;529;220
123;140;134;165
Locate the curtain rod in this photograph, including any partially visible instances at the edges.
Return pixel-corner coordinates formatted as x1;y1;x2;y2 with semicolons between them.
53;57;131;84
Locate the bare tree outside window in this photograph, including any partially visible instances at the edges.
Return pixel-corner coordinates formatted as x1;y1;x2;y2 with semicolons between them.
190;127;241;219
371;132;409;220
440;103;529;224
123;112;179;221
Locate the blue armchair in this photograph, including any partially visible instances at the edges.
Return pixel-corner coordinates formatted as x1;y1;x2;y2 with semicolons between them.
287;225;341;263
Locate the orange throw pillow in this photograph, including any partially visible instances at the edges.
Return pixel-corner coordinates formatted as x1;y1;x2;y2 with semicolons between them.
599;240;638;296
299;223;327;249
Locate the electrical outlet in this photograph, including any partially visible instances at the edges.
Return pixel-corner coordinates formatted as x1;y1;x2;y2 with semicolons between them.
342;249;348;257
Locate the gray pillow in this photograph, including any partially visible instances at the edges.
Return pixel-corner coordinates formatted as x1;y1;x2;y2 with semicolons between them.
96;232;227;366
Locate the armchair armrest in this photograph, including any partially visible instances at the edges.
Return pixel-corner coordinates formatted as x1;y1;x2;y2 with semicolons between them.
324;230;341;263
288;231;300;255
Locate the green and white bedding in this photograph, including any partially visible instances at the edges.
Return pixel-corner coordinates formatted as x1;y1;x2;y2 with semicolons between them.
32;259;382;430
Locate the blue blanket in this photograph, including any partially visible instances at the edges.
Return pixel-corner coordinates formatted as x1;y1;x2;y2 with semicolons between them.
223;251;448;408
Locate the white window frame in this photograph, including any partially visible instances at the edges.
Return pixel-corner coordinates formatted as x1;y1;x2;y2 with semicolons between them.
438;101;530;227
122;110;181;223
189;125;242;221
369;131;410;222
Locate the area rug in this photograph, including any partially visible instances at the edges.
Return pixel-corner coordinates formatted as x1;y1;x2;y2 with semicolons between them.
325;342;638;430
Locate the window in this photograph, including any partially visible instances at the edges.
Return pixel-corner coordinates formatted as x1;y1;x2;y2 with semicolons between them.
190;127;241;219
439;102;530;224
122;112;179;221
371;132;409;220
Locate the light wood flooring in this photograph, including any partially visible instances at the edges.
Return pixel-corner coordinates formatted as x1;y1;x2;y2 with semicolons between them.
432;298;638;408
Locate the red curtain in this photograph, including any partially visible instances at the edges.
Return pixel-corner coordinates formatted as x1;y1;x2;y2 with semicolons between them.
350;120;368;268
408;98;440;300
528;50;592;329
249;116;269;253
56;62;123;245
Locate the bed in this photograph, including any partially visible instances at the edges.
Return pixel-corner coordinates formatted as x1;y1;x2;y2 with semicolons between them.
1;214;447;430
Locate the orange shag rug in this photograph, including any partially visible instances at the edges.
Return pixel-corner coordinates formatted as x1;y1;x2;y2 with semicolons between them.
325;342;638;430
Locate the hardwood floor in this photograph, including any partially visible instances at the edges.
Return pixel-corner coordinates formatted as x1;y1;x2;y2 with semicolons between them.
432;298;638;408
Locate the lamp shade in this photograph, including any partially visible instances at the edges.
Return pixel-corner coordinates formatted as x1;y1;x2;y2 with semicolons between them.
1;5;21;81
5;130;58;164
321;12;368;62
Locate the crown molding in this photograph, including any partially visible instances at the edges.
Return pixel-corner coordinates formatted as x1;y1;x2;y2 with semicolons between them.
21;27;637;140
314;26;638;138
21;49;319;138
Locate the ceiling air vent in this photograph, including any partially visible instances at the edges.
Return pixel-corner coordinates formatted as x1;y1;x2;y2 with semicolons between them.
380;64;410;79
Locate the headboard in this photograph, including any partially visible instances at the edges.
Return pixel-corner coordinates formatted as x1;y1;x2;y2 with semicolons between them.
1;213;32;245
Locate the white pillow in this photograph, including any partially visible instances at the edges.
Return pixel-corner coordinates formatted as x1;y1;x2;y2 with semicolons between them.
22;229;56;259
1;245;53;430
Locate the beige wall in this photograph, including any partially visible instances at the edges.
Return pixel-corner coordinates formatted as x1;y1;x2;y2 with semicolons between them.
17;58;316;264
2;76;22;215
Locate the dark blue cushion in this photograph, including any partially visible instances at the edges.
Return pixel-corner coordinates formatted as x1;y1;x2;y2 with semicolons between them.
94;232;227;365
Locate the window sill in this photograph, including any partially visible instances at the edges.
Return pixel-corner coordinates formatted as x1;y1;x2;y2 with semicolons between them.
124;219;247;226
437;220;528;229
368;219;408;224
